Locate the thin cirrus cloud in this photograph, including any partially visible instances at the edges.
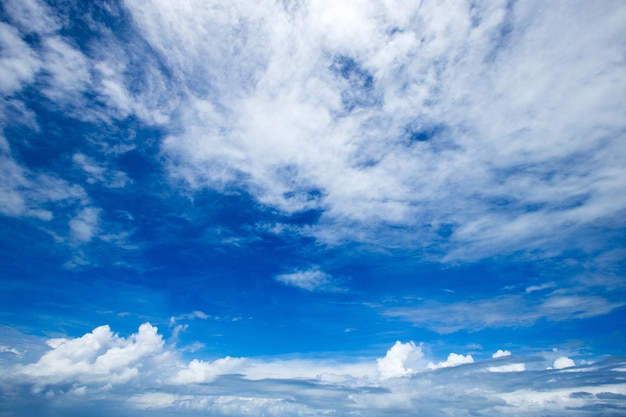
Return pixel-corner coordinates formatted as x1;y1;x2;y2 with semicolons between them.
384;292;626;334
123;0;626;260
0;0;623;261
274;267;336;292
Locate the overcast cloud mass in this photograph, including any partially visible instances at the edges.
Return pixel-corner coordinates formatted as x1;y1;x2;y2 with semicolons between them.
1;0;625;415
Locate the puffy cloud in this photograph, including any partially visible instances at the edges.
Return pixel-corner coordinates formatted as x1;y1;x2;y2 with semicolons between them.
492;349;511;358
3;326;626;416
377;341;424;379
428;353;474;370
17;323;164;387
171;357;246;384
553;356;576;370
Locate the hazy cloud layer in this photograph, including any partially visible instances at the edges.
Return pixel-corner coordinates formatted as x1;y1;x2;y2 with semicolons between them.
2;323;626;416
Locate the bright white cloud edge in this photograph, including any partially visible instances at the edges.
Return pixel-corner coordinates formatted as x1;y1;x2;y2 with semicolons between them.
2;323;626;416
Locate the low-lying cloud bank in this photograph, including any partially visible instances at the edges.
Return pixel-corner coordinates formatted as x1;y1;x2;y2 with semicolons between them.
1;324;625;416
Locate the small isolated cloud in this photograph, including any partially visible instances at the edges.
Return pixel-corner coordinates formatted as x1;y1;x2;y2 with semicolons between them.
526;282;557;293
492;349;512;358
428;353;474;370
553;356;576;370
69;207;100;242
376;341;424;379
0;345;21;356
73;153;130;188
169;310;210;325
274;267;334;292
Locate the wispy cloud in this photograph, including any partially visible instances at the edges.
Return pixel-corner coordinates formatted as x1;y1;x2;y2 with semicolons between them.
274;266;337;292
117;0;626;262
384;291;625;334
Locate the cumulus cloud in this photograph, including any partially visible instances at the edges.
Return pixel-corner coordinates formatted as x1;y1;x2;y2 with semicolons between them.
377;341;425;379
17;323;164;387
171;357;246;384
492;349;512;358
553;356;576;370
3;325;626;416
428;352;474;370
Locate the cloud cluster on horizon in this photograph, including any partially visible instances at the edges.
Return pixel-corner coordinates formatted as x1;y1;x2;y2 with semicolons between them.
1;323;625;416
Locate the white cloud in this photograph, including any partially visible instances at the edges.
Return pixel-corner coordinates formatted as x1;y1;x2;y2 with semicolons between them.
243;358;375;382
553;356;575;370
492;349;512;358
40;37;91;104
0;345;21;356
171;357;246;384
526;282;557;293
69;207;100;242
3;325;626;416
384;292;626;333
115;0;626;262
17;323;165;387
428;352;474;370
274;267;334;291
169;311;210;326
0;22;41;95
487;363;526;373
0;135;87;221
1;0;61;34
72;153;130;188
377;341;424;379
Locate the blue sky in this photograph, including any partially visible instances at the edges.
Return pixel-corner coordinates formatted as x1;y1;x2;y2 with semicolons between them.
1;0;626;415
